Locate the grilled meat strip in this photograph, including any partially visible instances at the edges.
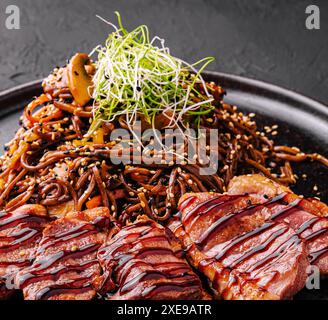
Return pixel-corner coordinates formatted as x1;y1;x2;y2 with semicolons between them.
228;174;328;273
98;216;209;300
16;207;115;300
169;191;309;300
0;205;49;299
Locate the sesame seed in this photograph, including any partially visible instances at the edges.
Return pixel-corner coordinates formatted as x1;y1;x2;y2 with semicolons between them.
19;250;26;256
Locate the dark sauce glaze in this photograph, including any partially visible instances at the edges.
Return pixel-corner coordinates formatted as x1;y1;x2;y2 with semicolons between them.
213;222;276;262
309;247;328;263
20;242;101;291
0;228;39;252
174;192;328;296
266;195;328;263
37;224;98;252
182;194;241;227
195;205;266;248
179;193;328;264
35;282;93;300
18;260;98;288
245;234;301;273
0;211;49;269
17;216;109;299
195;222;300;292
296;218;319;235
0;212;47;231
0;258;31;268
99;220;202;299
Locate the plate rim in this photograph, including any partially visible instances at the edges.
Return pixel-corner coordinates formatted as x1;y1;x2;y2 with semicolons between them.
0;73;327;300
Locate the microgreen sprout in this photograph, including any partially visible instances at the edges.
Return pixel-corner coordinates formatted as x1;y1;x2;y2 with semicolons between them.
89;12;215;150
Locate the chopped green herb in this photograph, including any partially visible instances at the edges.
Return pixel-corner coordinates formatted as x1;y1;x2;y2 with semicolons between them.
89;12;215;140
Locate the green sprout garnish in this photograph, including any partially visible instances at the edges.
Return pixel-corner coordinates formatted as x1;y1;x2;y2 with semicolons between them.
89;12;215;140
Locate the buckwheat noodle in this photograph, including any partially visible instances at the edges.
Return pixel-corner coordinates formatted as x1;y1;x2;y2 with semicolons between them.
0;64;327;223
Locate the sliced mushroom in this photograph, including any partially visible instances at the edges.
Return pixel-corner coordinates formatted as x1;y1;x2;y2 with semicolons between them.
140;110;175;131
67;53;93;107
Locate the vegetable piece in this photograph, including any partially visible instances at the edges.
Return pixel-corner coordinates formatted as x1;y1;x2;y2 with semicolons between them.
0;178;5;191
8;140;28;170
25;131;39;143
72;139;93;147
86;195;102;209
24;94;52;126
0;140;28;179
93;128;104;144
67;53;93;107
48;200;75;218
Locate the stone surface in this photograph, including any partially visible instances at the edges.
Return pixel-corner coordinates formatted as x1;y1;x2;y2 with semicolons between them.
0;0;327;104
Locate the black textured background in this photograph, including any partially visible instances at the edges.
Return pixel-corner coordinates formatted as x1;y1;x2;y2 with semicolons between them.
0;0;328;104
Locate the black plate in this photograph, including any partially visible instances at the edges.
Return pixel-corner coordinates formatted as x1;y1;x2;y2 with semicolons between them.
0;72;327;300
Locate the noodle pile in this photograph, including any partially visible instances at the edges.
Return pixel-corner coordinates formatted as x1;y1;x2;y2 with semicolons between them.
0;62;327;224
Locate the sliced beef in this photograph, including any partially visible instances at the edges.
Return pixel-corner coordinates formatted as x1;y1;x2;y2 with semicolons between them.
15;207;115;300
169;192;309;300
98;216;209;300
228;174;328;273
205;222;307;298
0;205;49;299
227;174;290;201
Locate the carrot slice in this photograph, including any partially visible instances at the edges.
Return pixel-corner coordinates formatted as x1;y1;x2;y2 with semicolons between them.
86;195;102;209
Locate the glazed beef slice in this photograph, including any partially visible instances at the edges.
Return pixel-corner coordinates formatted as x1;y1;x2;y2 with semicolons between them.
228;174;328;273
169;192;309;300
0;205;49;299
98;216;209;300
15;207;114;300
